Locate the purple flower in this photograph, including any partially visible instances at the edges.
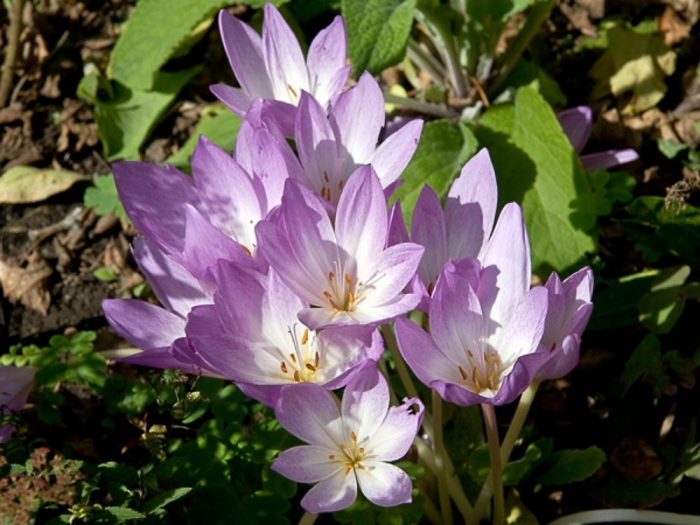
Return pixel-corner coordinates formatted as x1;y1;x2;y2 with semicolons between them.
0;365;35;443
389;148;498;309
558;106;638;171
395;204;550;406
103;237;217;375
106;117;297;373
536;267;594;380
272;365;424;513
185;262;383;406
212;4;350;135
257;166;424;329
294;73;423;205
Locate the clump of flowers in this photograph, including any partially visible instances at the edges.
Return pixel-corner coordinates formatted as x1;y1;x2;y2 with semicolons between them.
96;4;595;521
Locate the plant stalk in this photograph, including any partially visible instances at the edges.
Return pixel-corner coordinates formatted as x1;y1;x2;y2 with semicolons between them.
432;390;453;525
298;511;317;525
0;0;25;107
482;403;505;525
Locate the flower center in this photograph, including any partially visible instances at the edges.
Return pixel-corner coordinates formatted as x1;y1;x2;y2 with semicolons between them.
328;431;368;474
323;260;364;313
319;170;345;204
457;350;503;393
278;327;321;383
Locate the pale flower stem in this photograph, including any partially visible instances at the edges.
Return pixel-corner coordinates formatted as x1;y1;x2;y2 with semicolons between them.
432;390;454;525
378;359;399;405
383;92;458;119
470;382;540;523
415;434;473;521
298;511;317;525
482;404;505;525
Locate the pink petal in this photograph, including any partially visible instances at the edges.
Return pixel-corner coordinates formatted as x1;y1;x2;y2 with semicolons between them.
581;149;639;171
479;203;530;331
412;185;448;288
356;461;412;507
335;166;388;269
307;16;349;107
103;299;185;350
209;84;251;117
341;365;389;444
368;398;425;461
275;383;345;449
262;4;309;104
330;72;384;164
370;119;423;187
273;445;340;483
557;106;592;153
218;10;273;98
301;469;358;514
446;148;498;259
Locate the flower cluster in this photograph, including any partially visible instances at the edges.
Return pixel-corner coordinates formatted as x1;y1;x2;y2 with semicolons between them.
102;4;594;515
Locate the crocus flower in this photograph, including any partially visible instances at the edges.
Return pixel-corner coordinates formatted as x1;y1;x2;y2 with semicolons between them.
294;73;423;205
103;237;217;375
212;4;350;135
0;365;35;443
257;166;424;329
389;148;497;309
395;204;550;405
113;129;291;277
536;267;594;381
185;262;383;406
272;365;424;513
558;106;638;171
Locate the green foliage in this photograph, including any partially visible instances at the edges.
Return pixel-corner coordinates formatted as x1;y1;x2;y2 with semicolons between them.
590;23;676;114
638;265;691;334
589;169;636;216
108;0;228;90
392;120;478;226
476;87;597;273
84;175;126;218
589;269;660;330
95;68;199;160
342;0;416;75
624;197;700;263
166;104;242;168
536;446;606;485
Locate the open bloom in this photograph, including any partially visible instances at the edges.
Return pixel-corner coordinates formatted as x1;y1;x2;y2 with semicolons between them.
272;366;424;513
257;166;424;329
294;73;423;206
0;365;35;443
536;267;594;380
558;106;638;171
395;204;550;405
185;262;383;406
389;149;497;308
212;4;350;135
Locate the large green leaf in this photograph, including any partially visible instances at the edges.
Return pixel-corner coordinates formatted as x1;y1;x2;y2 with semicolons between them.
95;68;199;161
342;0;416;75
109;0;229;90
476;87;597;273
391;119;478;226
166;104;242;168
537;446;606;485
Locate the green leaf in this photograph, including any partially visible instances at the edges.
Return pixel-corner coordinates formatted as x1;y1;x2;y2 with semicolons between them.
166;104;242;168
658;139;688;159
476;87;597;273
95;68;199;160
342;0;416;75
0;166;89;204
638;265;691;334
109;0;228;90
84;174;126;218
537;446;606;485
589;269;660;330
504;59;567;106
143;487;192;514
589;169;636;216
93;266;118;283
392;120;478;226
624;197;700;264
622;334;663;393
590;24;676;114
102;506;146;522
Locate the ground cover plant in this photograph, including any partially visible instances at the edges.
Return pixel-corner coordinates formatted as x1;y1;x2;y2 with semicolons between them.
1;0;700;523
